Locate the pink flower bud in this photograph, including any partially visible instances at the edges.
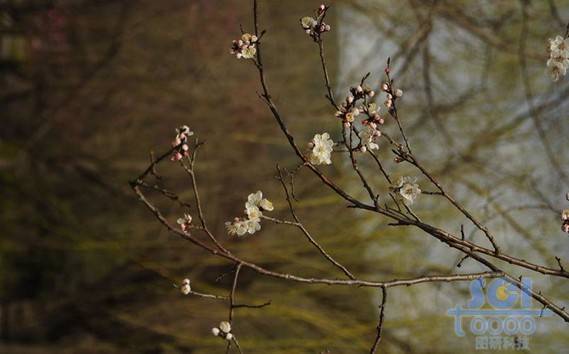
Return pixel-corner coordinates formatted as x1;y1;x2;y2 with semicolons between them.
563;222;569;233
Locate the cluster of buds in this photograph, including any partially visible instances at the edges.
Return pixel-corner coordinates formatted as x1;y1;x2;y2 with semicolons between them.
300;4;331;41
381;81;403;110
562;193;569;233
230;33;258;59
171;125;193;162
180;278;191;295
360;103;384;152
176;213;193;232
547;35;569;81
211;321;233;341
335;85;376;127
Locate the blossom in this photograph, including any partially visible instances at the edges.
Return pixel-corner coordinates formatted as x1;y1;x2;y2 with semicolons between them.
212;321;234;341
384;93;393;109
301;16;316;30
394;176;421;205
360;123;381;152
344;108;360;123
226;191;273;237
230;32;258;59
225;218;248;236
245;204;262;220
562;209;569;234
180;278;191;295
244;218;261;234
176;213;193;232
299;4;331;40
308;132;334;165
171;125;194;161
547;35;569;81
219;321;231;333
246;191;274;213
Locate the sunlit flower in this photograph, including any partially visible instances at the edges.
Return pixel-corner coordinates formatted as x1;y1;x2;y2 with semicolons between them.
219;321;231;334
344;108;360;123
394;176;421;205
562;209;569;233
176;213;193;232
259;198;274;211
180;278;191;295
245;204;262;220
547;58;568;82
226;191;273;237
246;191;274;212
309;132;334;165
241;46;256;59
225;218;248;236
301;16;316;30
212;321;234;341
547;35;569;81
230;32;258;60
360;123;381;152
245;218;261;234
299;5;331;40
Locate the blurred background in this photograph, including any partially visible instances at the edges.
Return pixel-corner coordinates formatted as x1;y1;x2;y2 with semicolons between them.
1;0;569;353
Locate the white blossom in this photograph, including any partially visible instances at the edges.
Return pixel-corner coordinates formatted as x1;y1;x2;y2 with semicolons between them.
241;46;256;59
212;327;220;336
246;191;273;213
547;35;569;81
395;176;421;205
259;198;274;211
176;213;193;231
225;333;234;341
225;218;248;236
180;278;191;295
244;218;261;234
309;132;334;165
219;321;232;334
361;124;381;151
301;16;316;29
230;32;258;60
226;191;273;237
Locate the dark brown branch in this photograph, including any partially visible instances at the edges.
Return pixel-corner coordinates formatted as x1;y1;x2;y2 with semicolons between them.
369;287;387;354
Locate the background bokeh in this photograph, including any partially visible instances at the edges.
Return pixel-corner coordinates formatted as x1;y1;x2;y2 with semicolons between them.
1;0;569;353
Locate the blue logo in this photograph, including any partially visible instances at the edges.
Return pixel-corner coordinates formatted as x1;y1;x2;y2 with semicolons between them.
447;277;552;350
